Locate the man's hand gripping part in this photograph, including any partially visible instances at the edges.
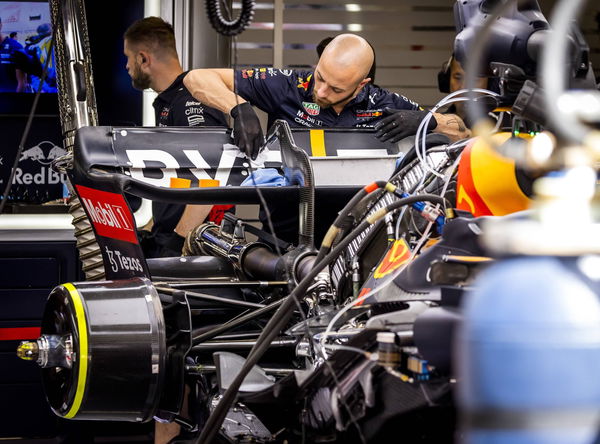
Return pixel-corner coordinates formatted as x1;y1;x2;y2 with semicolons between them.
230;101;265;161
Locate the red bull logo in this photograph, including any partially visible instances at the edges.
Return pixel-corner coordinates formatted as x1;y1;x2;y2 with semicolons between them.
297;74;312;91
19;145;44;162
12;141;68;187
373;239;412;279
19;141;67;165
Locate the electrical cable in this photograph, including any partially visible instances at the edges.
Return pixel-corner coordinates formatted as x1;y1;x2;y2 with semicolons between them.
394;160;435;240
408;88;496;235
324;344;375;360
415;88;498;179
193;193;448;443
0;37;55;215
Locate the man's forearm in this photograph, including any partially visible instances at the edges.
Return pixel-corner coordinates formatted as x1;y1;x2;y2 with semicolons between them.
184;69;244;115
432;113;471;142
174;204;212;238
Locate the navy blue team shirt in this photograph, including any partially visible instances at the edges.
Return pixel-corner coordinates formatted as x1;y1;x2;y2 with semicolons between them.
153;71;228;127
234;68;421;129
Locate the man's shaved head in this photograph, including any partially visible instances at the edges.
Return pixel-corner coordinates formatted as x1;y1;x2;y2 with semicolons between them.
320;34;374;82
312;34;375;111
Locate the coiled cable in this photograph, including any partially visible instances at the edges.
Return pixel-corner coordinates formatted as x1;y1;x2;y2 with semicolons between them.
205;0;255;36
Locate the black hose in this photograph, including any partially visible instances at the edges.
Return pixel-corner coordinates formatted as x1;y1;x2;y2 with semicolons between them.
313;180;390;267
205;0;255;37
193;193;450;443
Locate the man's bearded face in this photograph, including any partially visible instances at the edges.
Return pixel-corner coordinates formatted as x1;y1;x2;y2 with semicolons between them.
130;60;151;90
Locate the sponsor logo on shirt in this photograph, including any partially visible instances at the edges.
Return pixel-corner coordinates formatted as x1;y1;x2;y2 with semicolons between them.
185;106;204;115
105;246;144;273
185;104;205;125
302;102;320;116
185;100;202;106
187;115;205;126
297;74;312;91
241;68;269;80
160;106;170;119
267;68;278;77
278;69;293;76
295;109;323;127
355;109;383;118
76;185;138;244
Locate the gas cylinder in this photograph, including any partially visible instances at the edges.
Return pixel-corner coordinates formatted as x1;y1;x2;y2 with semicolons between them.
457;256;600;444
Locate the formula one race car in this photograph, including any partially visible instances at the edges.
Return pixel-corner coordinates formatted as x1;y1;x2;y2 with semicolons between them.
16;117;528;443
18;0;600;442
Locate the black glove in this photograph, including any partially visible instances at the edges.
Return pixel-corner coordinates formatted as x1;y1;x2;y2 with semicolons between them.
374;108;437;143
230;102;264;160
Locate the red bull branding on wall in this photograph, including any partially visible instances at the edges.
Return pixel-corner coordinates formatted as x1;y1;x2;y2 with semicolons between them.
0;138;68;203
12;141;67;185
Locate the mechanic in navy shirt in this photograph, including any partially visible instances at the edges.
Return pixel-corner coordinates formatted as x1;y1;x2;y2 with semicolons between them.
184;34;470;160
183;34;470;243
124;17;229;258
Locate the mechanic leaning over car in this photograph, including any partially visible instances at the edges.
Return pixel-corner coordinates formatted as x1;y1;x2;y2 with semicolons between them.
124;17;231;258
183;33;471;160
181;34;470;243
